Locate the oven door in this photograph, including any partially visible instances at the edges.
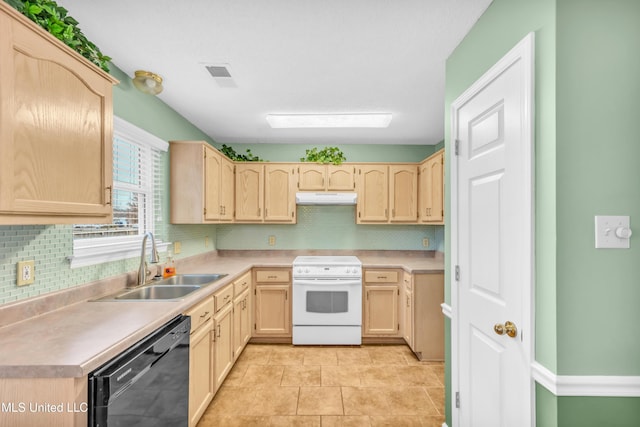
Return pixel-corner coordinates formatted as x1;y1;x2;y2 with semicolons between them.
292;278;362;326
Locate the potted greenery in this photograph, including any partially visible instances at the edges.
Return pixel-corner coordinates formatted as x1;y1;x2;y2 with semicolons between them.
5;0;111;72
300;146;346;165
220;144;265;161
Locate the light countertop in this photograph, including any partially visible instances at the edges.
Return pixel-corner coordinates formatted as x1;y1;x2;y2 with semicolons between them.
0;250;443;379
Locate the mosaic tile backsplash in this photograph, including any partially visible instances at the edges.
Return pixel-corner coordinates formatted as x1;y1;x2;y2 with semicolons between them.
0;209;443;304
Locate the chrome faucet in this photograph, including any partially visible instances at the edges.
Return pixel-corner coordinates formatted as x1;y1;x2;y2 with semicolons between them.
137;232;160;286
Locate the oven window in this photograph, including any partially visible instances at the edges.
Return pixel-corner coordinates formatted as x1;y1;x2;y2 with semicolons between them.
306;291;348;313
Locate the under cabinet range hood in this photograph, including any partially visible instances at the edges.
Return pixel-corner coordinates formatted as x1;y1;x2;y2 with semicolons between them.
295;192;357;206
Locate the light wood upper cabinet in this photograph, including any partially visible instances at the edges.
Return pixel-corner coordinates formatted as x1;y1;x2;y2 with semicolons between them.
235;163;264;222
170;141;234;223
357;164;418;223
389;165;418;222
298;164;355;191
264;164;296;223
0;3;118;224
356;165;389;223
419;149;444;224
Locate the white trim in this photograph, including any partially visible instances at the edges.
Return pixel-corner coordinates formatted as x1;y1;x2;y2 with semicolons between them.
69;237;168;268
450;32;535;427
442;424;449;427
532;362;640;397
113;116;168;152
441;303;452;319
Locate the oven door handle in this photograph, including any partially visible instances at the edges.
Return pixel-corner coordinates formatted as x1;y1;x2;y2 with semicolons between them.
293;279;361;287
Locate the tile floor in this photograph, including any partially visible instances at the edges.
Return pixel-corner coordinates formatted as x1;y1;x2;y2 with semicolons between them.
197;344;445;427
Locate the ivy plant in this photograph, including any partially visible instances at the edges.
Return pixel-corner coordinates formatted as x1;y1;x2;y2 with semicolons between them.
5;0;111;72
300;146;346;165
220;144;265;162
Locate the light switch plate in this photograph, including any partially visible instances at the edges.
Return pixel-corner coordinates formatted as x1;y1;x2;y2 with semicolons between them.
595;215;631;249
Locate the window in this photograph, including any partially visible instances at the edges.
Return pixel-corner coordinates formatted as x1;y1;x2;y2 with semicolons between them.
71;117;168;268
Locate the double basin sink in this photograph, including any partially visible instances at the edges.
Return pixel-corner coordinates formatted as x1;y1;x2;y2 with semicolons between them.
97;274;227;301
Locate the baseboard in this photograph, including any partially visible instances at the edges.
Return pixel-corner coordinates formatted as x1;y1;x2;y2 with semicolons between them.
532;361;640;397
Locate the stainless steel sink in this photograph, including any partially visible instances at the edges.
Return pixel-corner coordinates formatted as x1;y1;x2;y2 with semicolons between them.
93;273;228;301
114;285;202;300
154;274;227;286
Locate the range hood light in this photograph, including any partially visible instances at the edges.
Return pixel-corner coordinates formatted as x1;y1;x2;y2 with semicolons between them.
295;192;357;205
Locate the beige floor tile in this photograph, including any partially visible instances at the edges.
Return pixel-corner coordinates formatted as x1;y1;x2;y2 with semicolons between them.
207;385;256;414
297;386;344;415
321;415;372;427
268;415;322;426
393;365;441;387
359;365;399;387
241;365;285;387
248;386;300;415
424;387;445;415
368;347;409;365
342;387;390;416
197;414;271;427
337;348;373;365
382;387;439;416
303;347;338;365
321;365;362;387
282;365;322;386
222;361;249;386
270;347;306;365
369;416;424;427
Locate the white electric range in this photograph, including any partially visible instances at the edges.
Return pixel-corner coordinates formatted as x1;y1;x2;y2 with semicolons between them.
292;256;362;345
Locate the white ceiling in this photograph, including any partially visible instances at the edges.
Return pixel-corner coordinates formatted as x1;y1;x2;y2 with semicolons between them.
56;0;492;145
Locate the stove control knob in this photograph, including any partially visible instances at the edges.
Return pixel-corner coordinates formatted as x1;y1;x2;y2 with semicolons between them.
305;268;310;274
297;268;303;273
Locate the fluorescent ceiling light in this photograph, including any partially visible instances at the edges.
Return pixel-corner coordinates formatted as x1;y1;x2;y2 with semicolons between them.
266;113;392;128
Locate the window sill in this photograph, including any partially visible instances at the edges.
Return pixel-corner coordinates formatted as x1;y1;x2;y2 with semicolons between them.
69;236;169;269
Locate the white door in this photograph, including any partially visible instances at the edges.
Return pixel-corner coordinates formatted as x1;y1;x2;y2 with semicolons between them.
451;33;534;427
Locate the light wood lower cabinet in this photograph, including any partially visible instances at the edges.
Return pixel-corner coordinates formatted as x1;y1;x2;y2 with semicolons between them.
253;268;292;339
233;271;252;361
410;272;445;361
213;285;234;391
402;272;413;348
363;269;401;337
185;297;215;427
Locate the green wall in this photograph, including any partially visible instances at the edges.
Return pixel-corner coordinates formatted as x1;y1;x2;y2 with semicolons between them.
445;0;640;425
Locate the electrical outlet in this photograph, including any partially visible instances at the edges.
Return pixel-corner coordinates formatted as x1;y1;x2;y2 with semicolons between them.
17;260;35;286
422;238;430;247
205;236;209;247
174;241;182;254
268;235;276;246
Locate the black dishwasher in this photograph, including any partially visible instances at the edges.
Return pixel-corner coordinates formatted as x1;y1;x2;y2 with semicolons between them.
88;315;190;427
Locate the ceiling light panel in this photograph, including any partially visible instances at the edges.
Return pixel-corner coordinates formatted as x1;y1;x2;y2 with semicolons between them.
266;113;392;129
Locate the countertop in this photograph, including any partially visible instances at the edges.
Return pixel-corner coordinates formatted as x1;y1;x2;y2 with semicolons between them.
0;250;443;379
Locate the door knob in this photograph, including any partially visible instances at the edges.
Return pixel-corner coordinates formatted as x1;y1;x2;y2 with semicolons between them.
494;321;518;338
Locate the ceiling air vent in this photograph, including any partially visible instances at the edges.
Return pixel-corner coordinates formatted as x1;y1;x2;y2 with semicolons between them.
206;65;232;78
204;64;236;88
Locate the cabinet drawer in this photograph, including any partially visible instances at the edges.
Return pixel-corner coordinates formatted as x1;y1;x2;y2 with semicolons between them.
233;271;251;296
214;285;233;312
365;270;399;283
185;296;214;333
255;270;290;283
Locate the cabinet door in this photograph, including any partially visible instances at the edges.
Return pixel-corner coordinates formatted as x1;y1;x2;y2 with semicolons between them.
419;150;444;223
219;157;235;221
189;319;214;427
214;303;234;390
235;164;263;222
357;165;388;223
402;273;413;348
254;285;291;336
264;164;296;223
298;164;326;191
327;165;355;191
204;146;222;221
0;8;116;224
233;289;251;361
363;285;399;336
389;165;418;222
